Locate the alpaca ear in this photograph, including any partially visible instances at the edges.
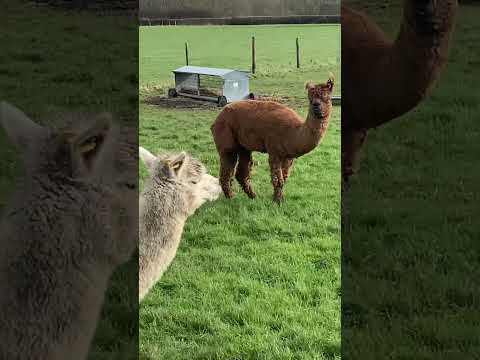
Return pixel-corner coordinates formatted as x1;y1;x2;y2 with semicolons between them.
326;73;335;92
160;152;187;179
305;81;315;91
168;152;187;176
0;101;46;151
139;146;157;170
64;113;114;178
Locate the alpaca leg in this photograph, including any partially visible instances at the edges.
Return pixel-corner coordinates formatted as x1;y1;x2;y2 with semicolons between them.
342;127;368;189
269;156;285;203
235;149;256;199
282;159;294;182
219;151;238;198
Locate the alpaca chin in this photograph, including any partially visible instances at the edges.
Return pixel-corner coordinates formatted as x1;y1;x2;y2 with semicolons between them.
310;109;324;120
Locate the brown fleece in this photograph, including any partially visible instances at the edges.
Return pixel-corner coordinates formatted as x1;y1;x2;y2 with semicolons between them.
342;1;458;184
211;76;334;203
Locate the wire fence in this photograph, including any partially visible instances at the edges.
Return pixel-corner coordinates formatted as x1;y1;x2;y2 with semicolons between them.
139;15;340;26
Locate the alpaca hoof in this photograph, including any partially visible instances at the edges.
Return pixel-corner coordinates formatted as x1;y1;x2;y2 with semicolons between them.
246;191;257;199
224;192;235;199
273;195;284;204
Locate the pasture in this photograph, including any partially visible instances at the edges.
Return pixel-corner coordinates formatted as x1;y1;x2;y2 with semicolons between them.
139;25;341;359
343;1;480;359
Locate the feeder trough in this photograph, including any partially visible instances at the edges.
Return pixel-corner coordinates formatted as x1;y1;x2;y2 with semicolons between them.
168;66;255;107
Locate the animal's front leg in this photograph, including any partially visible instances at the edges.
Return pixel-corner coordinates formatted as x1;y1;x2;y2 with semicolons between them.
342;127;368;190
281;159;294;182
269;156;285;204
219;151;238;198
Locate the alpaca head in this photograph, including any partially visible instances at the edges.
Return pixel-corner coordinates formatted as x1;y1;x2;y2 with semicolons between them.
305;74;334;119
403;0;458;37
1;101;138;266
0;101;117;183
139;147;221;215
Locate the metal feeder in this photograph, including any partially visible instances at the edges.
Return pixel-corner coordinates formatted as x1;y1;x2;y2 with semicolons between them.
168;66;255;107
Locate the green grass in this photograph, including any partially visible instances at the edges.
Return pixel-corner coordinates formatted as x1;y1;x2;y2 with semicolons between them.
0;2;138;359
140;24;341;96
139;25;340;359
342;2;480;359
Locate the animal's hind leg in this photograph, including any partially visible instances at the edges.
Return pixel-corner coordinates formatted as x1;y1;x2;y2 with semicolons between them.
235;149;256;199
269;156;285;204
219;151;238;199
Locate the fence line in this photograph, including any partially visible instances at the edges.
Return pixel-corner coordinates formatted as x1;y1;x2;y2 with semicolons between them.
139;15;340;26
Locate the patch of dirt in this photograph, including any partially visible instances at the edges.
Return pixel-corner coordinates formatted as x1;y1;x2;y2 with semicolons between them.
144;94;296;110
144;96;219;109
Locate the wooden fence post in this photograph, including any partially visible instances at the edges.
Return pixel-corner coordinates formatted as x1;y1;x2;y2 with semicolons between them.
296;37;300;69
252;36;256;74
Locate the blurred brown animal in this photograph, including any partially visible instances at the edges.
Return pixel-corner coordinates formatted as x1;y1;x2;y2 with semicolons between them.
342;0;458;185
211;75;334;203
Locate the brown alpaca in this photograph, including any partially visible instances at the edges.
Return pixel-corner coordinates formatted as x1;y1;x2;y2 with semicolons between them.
211;75;334;203
342;0;458;184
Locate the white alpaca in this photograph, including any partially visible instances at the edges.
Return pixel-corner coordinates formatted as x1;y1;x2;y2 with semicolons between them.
0;102;137;360
139;147;221;301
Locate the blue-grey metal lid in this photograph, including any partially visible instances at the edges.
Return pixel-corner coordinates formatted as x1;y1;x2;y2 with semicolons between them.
173;66;250;79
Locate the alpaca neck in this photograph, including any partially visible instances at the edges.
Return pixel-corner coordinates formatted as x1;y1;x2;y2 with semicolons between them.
305;110;326;133
139;197;187;301
0;205;110;359
294;109;330;156
343;0;458;129
377;0;457;125
139;220;185;300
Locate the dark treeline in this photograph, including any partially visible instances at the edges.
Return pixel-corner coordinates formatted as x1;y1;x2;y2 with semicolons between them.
140;15;339;25
139;0;340;18
30;0;477;14
33;0;137;10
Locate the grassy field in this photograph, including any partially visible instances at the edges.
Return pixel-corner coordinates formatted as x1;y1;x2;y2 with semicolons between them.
0;2;138;359
343;1;480;359
140;24;341;96
139;25;341;359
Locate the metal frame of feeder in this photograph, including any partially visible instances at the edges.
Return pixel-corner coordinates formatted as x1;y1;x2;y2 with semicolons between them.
169;66;255;107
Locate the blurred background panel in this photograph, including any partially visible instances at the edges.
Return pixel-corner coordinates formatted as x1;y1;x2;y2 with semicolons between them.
0;1;138;359
139;0;340;19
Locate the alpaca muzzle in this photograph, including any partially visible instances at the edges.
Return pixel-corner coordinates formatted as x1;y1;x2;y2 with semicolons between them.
312;103;322;117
